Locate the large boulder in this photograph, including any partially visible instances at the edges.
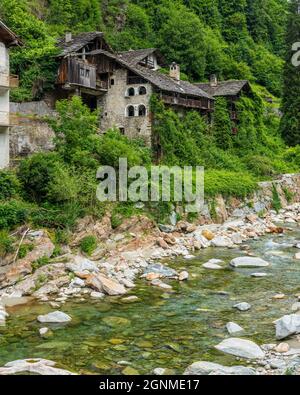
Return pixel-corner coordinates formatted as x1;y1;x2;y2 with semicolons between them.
183;361;256;375
85;274;127;296
37;311;72;324
66;256;99;273
143;263;178;278
215;338;265;359
275;314;300;340
211;236;233;248
0;359;75;375
230;257;270;268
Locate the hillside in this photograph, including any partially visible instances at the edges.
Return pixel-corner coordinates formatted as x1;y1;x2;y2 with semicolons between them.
0;0;288;101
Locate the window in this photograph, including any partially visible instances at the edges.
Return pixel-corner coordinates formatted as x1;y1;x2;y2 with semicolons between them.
127;105;135;117
119;127;125;135
138;105;146;117
127;87;135;97
111;79;115;86
139;86;147;95
85;69;90;78
80;68;85;77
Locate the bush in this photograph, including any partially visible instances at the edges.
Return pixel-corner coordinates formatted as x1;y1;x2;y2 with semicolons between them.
0;200;30;229
0;230;14;258
244;155;275;177
205;170;257;197
0;170;20;200
18;152;78;204
80;235;97;256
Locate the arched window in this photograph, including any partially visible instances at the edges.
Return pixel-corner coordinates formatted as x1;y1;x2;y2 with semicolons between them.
127;87;135;97
138;105;146;117
139;86;147;95
127;105;135;117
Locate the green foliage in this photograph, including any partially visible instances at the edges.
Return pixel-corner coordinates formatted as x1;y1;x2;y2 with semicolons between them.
0;170;20;200
0;231;14;258
212;97;233;149
80;235;98;256
280;0;300;145
32;256;51;272
18;152;78;204
205;170;257;197
272;184;282;212
0;200;30;230
283;187;294;203
18;243;34;259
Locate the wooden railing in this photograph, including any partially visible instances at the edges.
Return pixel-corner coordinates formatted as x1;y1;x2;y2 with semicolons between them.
162;94;210;110
96;80;109;90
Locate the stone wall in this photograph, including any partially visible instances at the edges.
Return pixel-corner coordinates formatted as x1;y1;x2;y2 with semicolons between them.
98;68;153;145
199;173;300;225
9;101;55;159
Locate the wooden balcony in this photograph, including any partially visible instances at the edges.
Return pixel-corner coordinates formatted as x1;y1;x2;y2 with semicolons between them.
0;73;19;89
161;94;211;110
0;111;18;127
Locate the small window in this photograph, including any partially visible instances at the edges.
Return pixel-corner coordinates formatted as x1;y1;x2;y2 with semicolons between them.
80;68;85;77
127;105;135;117
138;105;146;117
139;86;147;95
127;87;135;97
111;79;115;86
119;127;125;135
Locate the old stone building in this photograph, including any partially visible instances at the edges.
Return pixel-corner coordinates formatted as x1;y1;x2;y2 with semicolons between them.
55;32;214;145
0;21;22;168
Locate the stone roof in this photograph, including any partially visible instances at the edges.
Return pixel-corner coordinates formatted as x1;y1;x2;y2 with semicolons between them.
118;48;165;65
0;20;23;46
88;49;212;99
194;80;249;97
57;32;107;57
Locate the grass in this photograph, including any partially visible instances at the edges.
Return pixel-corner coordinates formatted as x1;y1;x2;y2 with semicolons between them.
80;235;97;256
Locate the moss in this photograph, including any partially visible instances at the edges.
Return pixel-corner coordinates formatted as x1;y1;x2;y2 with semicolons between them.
272;184;282;213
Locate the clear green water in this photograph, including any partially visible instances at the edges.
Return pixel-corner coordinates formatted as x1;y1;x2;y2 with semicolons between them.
1;228;300;374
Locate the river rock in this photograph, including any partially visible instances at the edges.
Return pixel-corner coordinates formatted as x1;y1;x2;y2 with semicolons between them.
291;302;300;312
231;233;243;245
159;224;175;233
275;314;300;340
178;271;189;281
183;361;256;375
203;259;223;270
151;279;172;290
144;263;178;278
230;257;270;268
251;272;268;277
234;302;251;311
67;256;99;273
274;343;290;353
202;230;215;241
295;253;300;260
0;359;75;375
215;338;265;359
85;274;126;296
37;311;72;324
226;322;244;335
90;291;105;298
211;236;233;248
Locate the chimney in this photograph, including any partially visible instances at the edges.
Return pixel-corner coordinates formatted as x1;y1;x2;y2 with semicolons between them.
170;62;180;82
65;32;72;43
210;74;218;87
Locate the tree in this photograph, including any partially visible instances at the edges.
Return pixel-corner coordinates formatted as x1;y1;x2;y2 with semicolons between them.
280;0;300;146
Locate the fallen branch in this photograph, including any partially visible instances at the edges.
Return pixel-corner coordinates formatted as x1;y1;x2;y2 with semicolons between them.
13;227;30;264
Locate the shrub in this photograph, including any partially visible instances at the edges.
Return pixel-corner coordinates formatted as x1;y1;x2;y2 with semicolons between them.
244;155;275;177
80;235;97;256
0;200;30;229
18;152;78;204
272;184;282;213
204;170;257;197
18;243;34;259
0;170;20;200
0;230;14;258
32;256;50;272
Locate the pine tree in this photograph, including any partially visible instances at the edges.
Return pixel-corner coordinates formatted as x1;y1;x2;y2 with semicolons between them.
280;0;300;146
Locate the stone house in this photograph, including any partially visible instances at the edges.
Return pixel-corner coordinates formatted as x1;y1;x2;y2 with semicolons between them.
0;21;22;168
55;32;214;146
195;75;251;134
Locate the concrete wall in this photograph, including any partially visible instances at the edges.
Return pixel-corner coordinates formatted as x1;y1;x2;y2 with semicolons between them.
98;68;153;145
0;42;9;168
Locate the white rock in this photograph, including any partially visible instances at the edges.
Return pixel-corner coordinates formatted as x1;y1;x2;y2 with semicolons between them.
234;302;251;311
275;314;300;340
226;322;244;335
230;257;270;268
67;256;99;273
295;253;300;260
202;259;223;270
152;368;167;375
215;338;265;359
0;359;75;375
39;327;49;336
291;302;300;312
178;271;189;281
231;233;243;245
251;272;268;277
90;291;105;299
211;236;233;248
37;311;72;324
183;361;256;375
70;278;85;288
